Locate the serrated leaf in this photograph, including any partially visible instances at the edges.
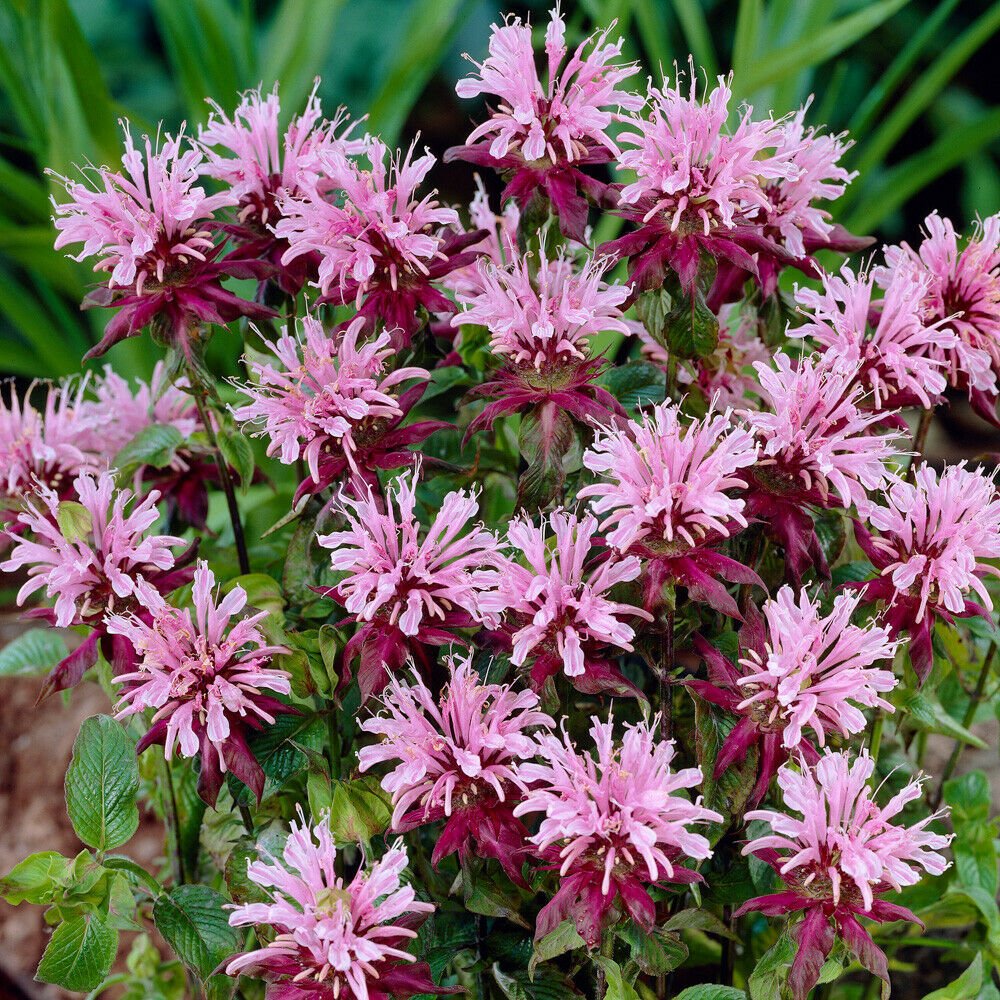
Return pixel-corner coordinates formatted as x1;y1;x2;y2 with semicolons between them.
897;691;987;748
226;573;285;619
217;429;254;492
0;627;68;677
665;288;719;361
517;403;579;511
529;920;584;977
231;712;325;805
153;885;241;980
615;921;688;976
493;963;583;999
748;931;795;1000
57;499;92;542
599;360;667;411
0;851;71;905
464;867;529;929
112;424;184;475
675;988;747;1000
36;913;116;992
65;716;139;852
327;776;392;846
593;956;640;1000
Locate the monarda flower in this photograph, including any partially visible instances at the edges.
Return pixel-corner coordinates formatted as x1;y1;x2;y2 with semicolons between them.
199;81;365;296
452;245;629;441
742;353;900;582
1;470;192;697
359;652;552;883
317;469;504;701
49;124;275;359
226;813;457;1000
790;264;953;410
690;586;898;804
514;718;721;947
109;560;291;805
579;402;760;618
447;6;642;242
233;315;442;502
879;212;1000;423
480;511;651;696
603;65;792;295
738;751;951;1000
850;462;1000;681
276;138;482;345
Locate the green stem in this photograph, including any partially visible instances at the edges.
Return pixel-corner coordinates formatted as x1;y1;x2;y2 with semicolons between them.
660;598;675;741
906;407;934;483
868;714;884;764
160;756;186;886
595;932;613;1000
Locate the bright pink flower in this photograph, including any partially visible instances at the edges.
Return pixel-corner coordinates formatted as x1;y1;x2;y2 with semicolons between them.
226;813;456;1000
317;469;504;701
276;138;478;344
879;212;1000;422
233;315;439;498
109;560;290;805
49;124;274;358
791;264;954;409
359;652;551;882
738;751;951;1000
850;462;1000;681
481;511;651;695
604;64;793;293
448;5;641;241
514;717;721;946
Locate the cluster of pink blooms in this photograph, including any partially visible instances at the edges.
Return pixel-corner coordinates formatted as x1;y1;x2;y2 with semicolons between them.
738;751;951;999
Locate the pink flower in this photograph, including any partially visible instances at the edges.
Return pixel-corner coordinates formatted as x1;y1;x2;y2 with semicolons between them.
233;315;440;498
276;138;478;344
317;469;504;700
109;560;290;805
226;813;456;1000
514;717;721;946
49;124;274;358
358;652;551;882
481;511;651;695
791;264;953;409
850;462;1000;681
879;212;1000;422
447;5;641;241
604;64;793;293
738;751;951;1000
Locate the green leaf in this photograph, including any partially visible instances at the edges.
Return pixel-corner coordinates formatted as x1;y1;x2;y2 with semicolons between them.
516;403;580;511
529;920;585;977
65;716;140;852
922;954;984;1000
112;424;185;475
599;360;667;411
327;776;393;846
0;628;68;677
226;573;285;619
57;499;93;542
492;963;583;999
36;913;117;992
944;771;993;825
593;956;640;1000
615;921;688;976
675;988;747;1000
231;711;325;805
748;931;795;1000
665;288;719;361
664;907;740;941
153;885;241;981
463;866;529;929
671;0;718;79
216;429;255;493
0;851;71;905
897;691;987;748
102;856;163;899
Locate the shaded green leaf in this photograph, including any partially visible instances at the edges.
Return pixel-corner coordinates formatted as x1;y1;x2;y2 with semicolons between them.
36;913;116;992
0;628;68;677
153;885;241;980
112;424;185;476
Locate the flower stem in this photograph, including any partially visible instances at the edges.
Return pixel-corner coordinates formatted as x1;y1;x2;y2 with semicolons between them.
660;601;675;742
595;932;613;1000
868;714;884;764
906;407;934;483
931;641;996;809
188;379;251;575
160;755;186;886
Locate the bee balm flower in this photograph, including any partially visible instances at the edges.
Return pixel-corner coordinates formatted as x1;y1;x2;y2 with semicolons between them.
738;751;951;1000
226;813;457;1000
109;561;291;806
359;653;552;883
514;718;721;947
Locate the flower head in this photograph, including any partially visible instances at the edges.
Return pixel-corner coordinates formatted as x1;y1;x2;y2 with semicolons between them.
1;470;186;630
359;653;551;881
109;560;290;805
481;511;651;694
276;138;475;344
233;315;435;496
448;5;641;240
879;212;1000;421
317;469;504;700
851;462;1000;681
514;718;721;945
738;751;951;1000
226;814;454;1000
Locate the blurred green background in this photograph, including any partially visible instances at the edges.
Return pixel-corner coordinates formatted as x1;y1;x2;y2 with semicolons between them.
0;0;998;381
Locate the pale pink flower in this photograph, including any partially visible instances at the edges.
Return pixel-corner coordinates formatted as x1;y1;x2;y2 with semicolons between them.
745;353;899;509
735;586;898;749
1;470;185;628
580;402;757;553
514;717;721;944
791;264;953;409
226;814;451;1000
109;560;290;805
880;212;1000;412
50;124;234;291
233;315;428;485
359;652;551;880
455;6;641;167
481;511;651;687
452;245;630;368
743;750;951;914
